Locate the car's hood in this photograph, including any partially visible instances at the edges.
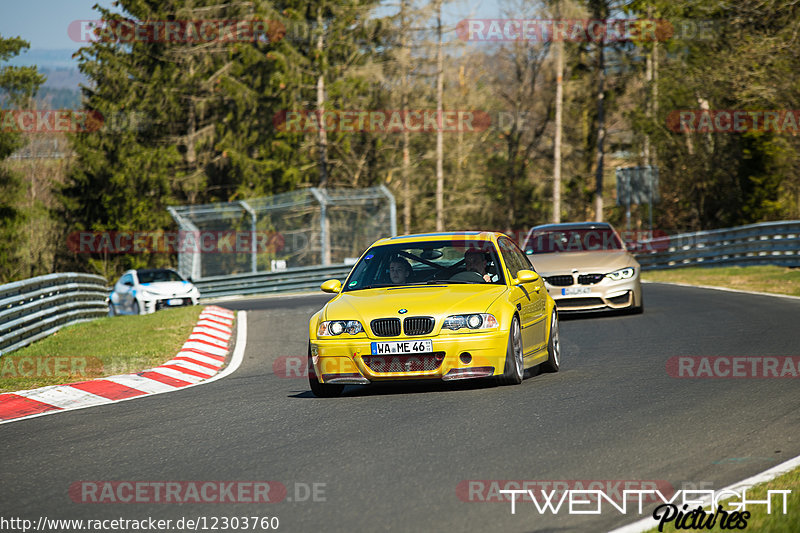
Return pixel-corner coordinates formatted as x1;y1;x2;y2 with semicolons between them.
324;285;507;322
140;281;195;296
528;251;636;275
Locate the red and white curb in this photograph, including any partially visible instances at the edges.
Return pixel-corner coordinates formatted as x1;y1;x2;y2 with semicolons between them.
0;306;247;424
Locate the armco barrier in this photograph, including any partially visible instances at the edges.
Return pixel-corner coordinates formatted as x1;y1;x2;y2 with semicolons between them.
634;221;800;270
0;273;109;356
195;263;353;299
193;221;800;299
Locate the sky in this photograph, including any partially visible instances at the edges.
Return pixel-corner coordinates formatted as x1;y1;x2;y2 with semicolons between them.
0;0;505;67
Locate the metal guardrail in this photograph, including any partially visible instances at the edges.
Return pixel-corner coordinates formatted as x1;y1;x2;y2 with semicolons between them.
634;221;800;270
193;221;800;299
0;273;110;356
195;263;353;299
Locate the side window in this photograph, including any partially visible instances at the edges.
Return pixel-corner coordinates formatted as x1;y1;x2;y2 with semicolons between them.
498;238;524;279
120;274;134;287
511;241;534;271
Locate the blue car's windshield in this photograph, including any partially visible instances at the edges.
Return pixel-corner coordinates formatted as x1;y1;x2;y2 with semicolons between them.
342;240;505;292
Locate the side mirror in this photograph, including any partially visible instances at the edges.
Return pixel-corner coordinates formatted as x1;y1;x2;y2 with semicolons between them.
320;279;342;294
515;269;540;284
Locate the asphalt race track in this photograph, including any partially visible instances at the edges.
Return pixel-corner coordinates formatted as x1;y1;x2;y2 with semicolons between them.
2;283;799;532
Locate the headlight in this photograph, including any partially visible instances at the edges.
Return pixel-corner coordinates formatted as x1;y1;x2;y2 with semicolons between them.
318;320;364;336
606;267;635;281
442;313;498;331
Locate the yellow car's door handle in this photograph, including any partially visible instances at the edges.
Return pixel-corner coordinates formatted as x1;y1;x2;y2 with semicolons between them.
533;285;541;292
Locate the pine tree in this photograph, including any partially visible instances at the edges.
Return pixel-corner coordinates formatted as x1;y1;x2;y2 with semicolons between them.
0;35;46;282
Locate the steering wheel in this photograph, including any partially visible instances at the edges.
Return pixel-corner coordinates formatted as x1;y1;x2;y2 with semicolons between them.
449;270;485;283
427;259;464;280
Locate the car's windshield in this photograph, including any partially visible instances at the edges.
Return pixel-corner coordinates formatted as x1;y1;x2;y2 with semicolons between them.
137;270;184;283
525;228;623;253
343;240;505;292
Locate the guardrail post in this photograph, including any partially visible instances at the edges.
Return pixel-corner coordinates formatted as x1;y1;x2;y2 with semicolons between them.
240;200;258;274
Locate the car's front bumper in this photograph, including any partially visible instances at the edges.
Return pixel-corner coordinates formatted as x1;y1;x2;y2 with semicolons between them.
141;295;198;314
546;277;641;312
310;330;509;384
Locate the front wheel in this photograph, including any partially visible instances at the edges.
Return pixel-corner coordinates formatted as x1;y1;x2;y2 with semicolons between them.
631;293;644;314
497;316;524;385
540;311;560;373
307;346;344;398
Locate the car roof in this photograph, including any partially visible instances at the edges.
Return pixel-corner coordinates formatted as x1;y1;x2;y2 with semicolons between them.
374;231;506;246
529;222;614;232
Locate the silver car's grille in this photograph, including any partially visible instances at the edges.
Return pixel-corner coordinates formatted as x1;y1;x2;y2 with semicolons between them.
578;274;605;285
371;318;401;337
546;275;574;286
403;316;434;336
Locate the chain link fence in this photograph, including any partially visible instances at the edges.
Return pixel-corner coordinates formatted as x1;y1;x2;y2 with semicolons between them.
168;186;396;280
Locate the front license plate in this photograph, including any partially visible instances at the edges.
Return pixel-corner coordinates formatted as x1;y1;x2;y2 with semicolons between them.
371;340;433;355
562;286;591;296
167;298;184;306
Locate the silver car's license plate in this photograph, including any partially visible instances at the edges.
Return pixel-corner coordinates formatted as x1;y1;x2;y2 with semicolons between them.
371;340;433;355
562;286;591;296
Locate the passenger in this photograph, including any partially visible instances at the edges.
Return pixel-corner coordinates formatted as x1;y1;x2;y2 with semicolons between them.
389;256;413;284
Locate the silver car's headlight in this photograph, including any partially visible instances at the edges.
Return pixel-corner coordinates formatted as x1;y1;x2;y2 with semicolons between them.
318;320;364;336
442;313;498;331
606;267;635;281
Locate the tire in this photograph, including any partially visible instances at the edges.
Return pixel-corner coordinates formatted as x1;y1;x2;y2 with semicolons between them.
307;346;344;398
132;300;141;315
630;292;644;314
540;311;560;373
108;301;116;317
497;316;524;385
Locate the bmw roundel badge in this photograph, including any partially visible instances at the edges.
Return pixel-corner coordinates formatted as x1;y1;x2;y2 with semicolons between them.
398;308;408;314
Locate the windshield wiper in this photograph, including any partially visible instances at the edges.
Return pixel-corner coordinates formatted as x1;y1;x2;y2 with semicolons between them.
426;279;474;284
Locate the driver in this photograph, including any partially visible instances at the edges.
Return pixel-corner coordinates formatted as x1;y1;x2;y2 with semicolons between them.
464;250;493;283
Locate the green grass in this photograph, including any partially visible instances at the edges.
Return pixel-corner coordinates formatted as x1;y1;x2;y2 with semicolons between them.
0;305;203;393
643;265;800;297
642;264;799;532
643;468;800;532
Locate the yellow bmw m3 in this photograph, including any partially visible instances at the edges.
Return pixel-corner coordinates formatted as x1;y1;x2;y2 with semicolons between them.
307;231;560;397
